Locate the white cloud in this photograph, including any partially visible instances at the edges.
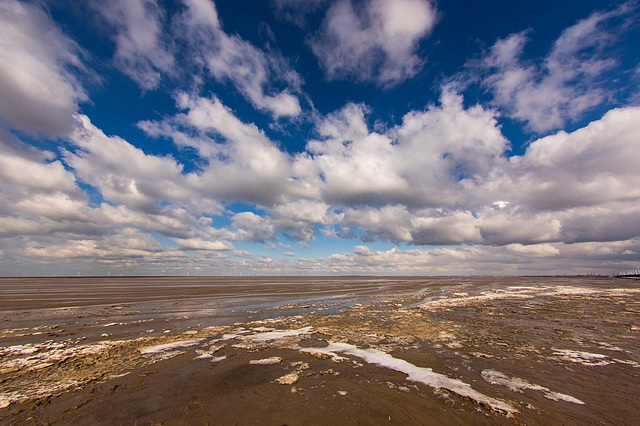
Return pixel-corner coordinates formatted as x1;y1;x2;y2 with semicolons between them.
411;211;482;245
487;106;640;212
136;89;640;249
1;18;639;278
88;0;303;118
476;210;562;246
91;0;173;90
477;3;635;133
2;118;638;275
343;205;412;242
177;0;302;118
271;0;327;28
22;228;184;260
66;115;196;213
0;0;87;135
0;153;78;195
306;101;640;247
309;0;437;87
0;118;235;270
271;200;336;241
307;88;507;207
232;212;277;242
295;240;640;276
142;94;297;205
559;202;640;244
173;238;232;251
7;237;637;276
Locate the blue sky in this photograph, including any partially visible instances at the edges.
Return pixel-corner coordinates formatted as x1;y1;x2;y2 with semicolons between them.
0;0;639;276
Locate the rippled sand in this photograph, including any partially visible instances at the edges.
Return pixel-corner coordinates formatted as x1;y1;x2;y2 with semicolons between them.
1;276;638;425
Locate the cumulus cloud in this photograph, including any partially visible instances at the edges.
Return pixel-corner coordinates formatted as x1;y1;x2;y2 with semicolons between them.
137;88;640;249
3;88;637;257
334;102;640;247
309;0;437;87
0;153;78;196
1;0;639;275
476;2;636;132
271;200;337;241
304;100;640;246
0;0;87;135
295;240;640;276
306;88;507;207
173;238;233;251
140;94;298;205
23;228;170;259
66;115;197;213
2;104;639;275
492;106;640;211
232;212;277;242
0;126;238;271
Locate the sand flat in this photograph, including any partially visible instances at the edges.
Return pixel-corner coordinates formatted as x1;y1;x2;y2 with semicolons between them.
1;276;639;424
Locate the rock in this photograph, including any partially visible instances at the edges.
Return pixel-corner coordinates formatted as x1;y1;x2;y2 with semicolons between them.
276;371;300;385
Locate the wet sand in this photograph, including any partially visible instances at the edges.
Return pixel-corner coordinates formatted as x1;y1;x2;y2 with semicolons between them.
1;276;639;425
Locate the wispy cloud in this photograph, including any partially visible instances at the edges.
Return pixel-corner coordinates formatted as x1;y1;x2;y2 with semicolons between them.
176;0;303;118
91;0;174;91
474;2;637;133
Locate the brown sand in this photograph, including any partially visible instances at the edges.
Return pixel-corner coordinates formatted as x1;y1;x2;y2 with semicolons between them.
1;276;638;425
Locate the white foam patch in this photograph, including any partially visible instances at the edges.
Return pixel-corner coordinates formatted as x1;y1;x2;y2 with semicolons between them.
421;286;640;310
0;379;81;409
0;341;117;374
194;353;213;360
0;396;10;409
596;342;624;352
150;350;185;361
139;339;202;354
481;370;584;405
248;327;313;342
552;349;613;366
613;358;640;368
106;372;131;379
312;342;516;413
481;370;547;393
299;347;347;362
221;333;239;340
250;356;283;365
252;327;275;332
544;392;585;404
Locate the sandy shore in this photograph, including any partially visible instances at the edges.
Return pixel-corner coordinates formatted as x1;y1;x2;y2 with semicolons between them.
1;276;639;425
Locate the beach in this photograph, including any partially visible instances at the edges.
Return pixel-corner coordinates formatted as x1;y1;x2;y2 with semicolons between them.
1;276;639;425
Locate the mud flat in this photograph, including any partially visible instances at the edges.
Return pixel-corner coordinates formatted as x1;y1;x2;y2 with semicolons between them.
1;276;639;425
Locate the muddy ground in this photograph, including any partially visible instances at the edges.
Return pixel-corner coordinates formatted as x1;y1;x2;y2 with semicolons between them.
0;276;638;425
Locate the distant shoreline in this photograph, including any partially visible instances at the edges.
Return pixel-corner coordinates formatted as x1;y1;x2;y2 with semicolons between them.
0;274;617;279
